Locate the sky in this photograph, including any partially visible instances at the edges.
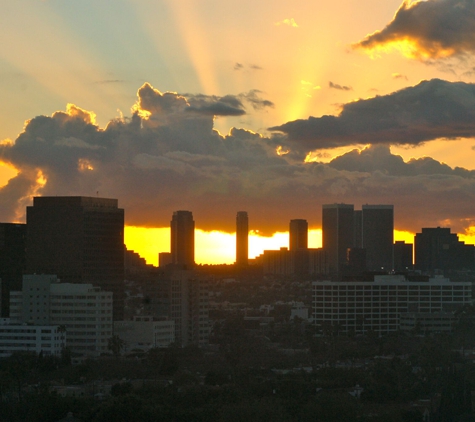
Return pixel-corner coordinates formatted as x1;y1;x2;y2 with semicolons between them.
2;0;475;265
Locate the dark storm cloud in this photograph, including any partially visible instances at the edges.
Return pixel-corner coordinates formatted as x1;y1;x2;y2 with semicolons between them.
184;91;273;116
270;79;475;155
354;0;475;59
2;83;475;235
329;81;352;91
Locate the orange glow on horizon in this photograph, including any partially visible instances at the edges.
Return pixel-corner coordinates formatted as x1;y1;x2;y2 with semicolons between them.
123;226;475;267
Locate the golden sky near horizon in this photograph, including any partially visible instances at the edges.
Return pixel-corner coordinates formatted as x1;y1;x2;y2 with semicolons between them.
2;0;475;264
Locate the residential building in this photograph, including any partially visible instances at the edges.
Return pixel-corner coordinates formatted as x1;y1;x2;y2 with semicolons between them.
25;196;125;320
10;275;113;356
169;271;209;347
313;275;471;334
0;319;65;358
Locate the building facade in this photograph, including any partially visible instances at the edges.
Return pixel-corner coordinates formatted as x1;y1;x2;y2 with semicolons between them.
0;320;65;358
169;271;209;347
170;211;195;268
114;316;175;352
313;275;471;334
10;275;113;356
322;204;354;275
25;196;124;320
0;223;26;317
361;205;394;271
236;211;249;267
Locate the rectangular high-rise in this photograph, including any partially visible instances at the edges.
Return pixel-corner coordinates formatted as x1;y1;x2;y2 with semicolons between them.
171;211;195;268
25;196;125;320
361;205;394;271
322;204;354;274
236;211;249;267
289;219;308;251
0;223;26;317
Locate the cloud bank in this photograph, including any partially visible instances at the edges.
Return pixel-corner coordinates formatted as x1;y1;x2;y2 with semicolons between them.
1;82;475;235
354;0;475;60
270;79;475;154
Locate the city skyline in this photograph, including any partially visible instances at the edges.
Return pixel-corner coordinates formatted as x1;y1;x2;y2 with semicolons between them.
1;1;475;264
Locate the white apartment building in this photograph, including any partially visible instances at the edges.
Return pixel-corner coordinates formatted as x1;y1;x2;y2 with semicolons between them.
10;275;113;356
114;316;175;353
313;275;472;334
0;319;65;357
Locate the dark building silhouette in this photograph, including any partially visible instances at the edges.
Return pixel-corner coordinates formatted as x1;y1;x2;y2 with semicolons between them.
394;241;413;271
289;219;308;275
25;196;125;320
0;223;26;317
322;204;354;275
289;219;308;251
415;227;475;274
236;211;248;267
361;205;394;271
171;211;195;268
353;210;362;248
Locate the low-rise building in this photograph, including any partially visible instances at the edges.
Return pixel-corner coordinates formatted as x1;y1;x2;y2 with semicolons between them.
313;275;471;334
0;319;65;357
114;316;175;352
10;275;113;356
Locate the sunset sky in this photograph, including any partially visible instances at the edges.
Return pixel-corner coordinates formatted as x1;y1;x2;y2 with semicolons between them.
2;0;475;265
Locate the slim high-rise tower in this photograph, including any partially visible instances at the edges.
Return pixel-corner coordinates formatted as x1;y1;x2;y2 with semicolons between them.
236;211;248;267
289;219;308;251
361;205;394;271
171;211;195;268
26;196;125;320
322;204;354;274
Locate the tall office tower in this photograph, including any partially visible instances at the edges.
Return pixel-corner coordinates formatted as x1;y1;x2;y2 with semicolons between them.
361;205;394;271
171;211;195;268
322;204;354;275
394;241;413;271
236;211;249;266
289;219;308;251
353;210;362;248
0;223;26;317
25;196;125;320
289;219;309;275
415;227;475;273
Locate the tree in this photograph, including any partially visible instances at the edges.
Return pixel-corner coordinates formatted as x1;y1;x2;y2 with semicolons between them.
107;335;125;358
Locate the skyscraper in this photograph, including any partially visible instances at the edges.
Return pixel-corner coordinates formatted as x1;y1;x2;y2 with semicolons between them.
236;211;248;267
25;196;125;320
289;219;308;251
170;211;195;268
361;205;394;271
322;204;354;275
0;223;26;317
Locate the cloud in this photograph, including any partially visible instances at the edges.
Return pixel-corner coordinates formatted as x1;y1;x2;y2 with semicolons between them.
274;18;299;27
2;82;475;236
392;73;408;80
329;81;352;91
354;0;475;60
270;78;475;155
233;63;244;71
